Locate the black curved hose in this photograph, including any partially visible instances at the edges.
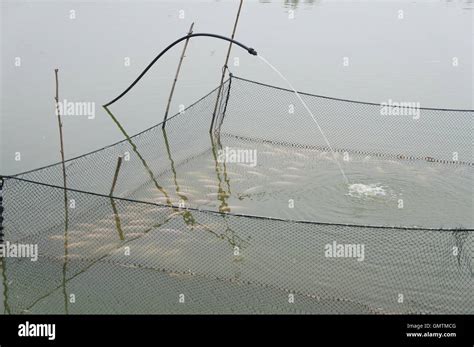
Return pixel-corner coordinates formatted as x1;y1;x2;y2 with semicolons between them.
103;33;257;107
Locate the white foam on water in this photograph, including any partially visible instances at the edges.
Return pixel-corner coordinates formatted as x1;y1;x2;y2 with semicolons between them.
347;183;387;198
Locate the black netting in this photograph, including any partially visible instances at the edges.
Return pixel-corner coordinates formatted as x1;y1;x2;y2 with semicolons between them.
0;75;472;314
222;77;473;165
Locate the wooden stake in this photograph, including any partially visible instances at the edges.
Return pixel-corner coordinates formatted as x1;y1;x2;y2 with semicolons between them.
210;0;243;133
162;22;195;129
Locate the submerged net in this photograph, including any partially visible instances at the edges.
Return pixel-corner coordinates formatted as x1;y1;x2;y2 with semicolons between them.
0;75;472;314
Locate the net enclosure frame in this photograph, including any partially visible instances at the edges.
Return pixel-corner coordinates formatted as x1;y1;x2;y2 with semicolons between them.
0;74;472;314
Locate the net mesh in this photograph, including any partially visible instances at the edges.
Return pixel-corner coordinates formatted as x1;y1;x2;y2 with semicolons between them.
1;75;472;314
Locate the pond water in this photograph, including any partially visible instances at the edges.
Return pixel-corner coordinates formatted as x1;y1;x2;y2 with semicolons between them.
0;0;472;315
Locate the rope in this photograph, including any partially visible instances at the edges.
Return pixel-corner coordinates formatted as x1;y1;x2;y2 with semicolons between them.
231;76;474;112
2;175;472;232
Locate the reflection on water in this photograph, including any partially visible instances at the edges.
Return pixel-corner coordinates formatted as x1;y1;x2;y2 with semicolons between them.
104;106;246;250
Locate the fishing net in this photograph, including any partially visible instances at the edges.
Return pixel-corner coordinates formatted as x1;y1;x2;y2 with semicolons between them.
0;75;472;314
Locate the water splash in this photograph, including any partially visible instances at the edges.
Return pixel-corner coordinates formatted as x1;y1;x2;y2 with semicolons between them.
347;183;387;198
257;55;350;185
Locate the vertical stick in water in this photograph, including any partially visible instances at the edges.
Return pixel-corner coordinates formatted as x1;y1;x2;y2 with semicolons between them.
163;22;195;129
54;69;68;193
54;68;69;313
257;55;350;185
210;0;244;133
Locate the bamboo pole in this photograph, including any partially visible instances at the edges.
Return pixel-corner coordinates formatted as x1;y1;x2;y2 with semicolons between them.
162;22;195;129
210;0;243;134
54;69;68;194
54;68;70;314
